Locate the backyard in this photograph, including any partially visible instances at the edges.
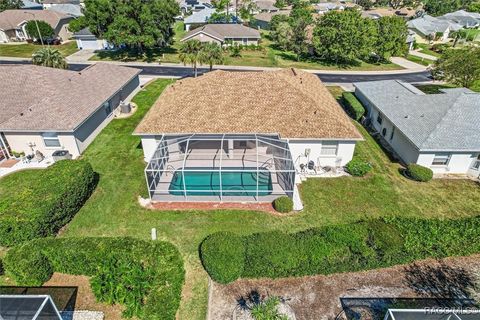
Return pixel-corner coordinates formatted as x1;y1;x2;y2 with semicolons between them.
1;81;480;319
0;41;78;58
91;22;402;71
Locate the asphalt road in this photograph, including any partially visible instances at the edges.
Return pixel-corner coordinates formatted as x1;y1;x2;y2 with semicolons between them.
1;60;432;83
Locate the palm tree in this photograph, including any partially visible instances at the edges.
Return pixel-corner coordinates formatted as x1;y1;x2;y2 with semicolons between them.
199;42;224;71
32;47;68;69
179;39;203;77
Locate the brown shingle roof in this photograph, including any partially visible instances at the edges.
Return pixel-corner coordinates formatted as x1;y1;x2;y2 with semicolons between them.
0;9;71;31
134;69;362;140
0;63;140;132
182;24;261;42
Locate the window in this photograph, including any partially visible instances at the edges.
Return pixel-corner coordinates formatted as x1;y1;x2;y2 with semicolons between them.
390;127;395;140
320;141;338;156
432;153;451;166
104;101;112;115
376;114;383;125
42;132;61;147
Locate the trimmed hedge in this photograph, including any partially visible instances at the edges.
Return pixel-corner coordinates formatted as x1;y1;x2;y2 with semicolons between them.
3;237;185;320
0;160;97;246
273;196;293;213
342;92;366;121
406;164;433;182
346;158;372;176
200;216;480;283
200;232;245;284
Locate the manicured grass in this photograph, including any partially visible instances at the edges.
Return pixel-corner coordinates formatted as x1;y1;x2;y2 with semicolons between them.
3;82;479;318
91;26;402;71
406;54;435;66
416;43;442;58
0;41;78;58
414;83;458;94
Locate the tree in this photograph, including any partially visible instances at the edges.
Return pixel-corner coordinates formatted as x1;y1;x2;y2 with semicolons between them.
179;39;203;77
270;14;289;32
313;10;376;64
32;48;68;69
239;0;258;22
83;0;179;52
376;0;418;9
468;1;480;12
0;0;21;12
25;20;54;42
432;47;480;88
271;21;293;50
274;0;287;9
68;16;87;33
199;42;224;71
288;0;313;60
375;16;408;61
357;0;374;10
423;0;476;16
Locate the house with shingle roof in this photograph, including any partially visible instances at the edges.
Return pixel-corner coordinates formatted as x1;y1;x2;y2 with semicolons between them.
134;68;362;203
407;14;462;42
0;64;140;161
181;23;261;45
0;9;74;43
439;10;480;28
354;80;480;177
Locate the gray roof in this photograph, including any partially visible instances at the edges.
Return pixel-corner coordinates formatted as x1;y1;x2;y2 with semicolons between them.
0;64;140;132
73;27;97;39
43;0;80;4
21;0;43;9
46;4;83;17
407;15;462;37
182;23;261;41
354;80;480;152
0;9;72;31
439;10;480;28
184;7;216;24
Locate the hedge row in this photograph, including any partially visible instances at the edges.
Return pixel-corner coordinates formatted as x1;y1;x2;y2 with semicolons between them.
0;160;97;246
342;92;366;121
3;237;185;319
200;216;480;283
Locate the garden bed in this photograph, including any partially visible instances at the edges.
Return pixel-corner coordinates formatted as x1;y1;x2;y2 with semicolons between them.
208;254;480;320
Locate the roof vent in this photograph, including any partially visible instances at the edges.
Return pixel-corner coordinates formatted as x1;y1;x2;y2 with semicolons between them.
404;115;409;119
420;114;425;117
20;112;24;116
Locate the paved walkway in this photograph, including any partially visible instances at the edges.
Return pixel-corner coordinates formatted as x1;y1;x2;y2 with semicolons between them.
65;49;95;63
390;57;427;71
409;50;438;61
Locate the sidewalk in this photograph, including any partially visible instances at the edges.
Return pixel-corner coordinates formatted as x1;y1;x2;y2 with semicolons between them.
65;49;95;63
409;50;438;61
390;57;428;71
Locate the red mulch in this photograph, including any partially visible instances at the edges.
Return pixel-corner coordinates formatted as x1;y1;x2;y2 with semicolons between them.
0;159;19;168
150;201;278;214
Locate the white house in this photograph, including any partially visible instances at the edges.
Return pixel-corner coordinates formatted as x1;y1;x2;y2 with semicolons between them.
134;68;362;203
184;7;216;31
407;14;462;42
181;24;261;46
354;80;480;178
0;63;140;161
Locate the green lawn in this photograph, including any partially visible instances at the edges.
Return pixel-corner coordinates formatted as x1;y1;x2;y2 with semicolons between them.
1;81;479;318
416;43;442;58
406;54;436;66
0;41;78;58
91;25;402;71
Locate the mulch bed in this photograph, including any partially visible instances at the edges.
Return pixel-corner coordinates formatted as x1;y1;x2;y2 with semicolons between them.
208;254;480;320
150;201;278;214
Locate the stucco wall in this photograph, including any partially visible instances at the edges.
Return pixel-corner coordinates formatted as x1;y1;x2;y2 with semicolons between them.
288;140;356;170
185;33;222;45
54;19;74;40
417;152;479;174
0;30;8;43
141;136;160;162
3;131;80;158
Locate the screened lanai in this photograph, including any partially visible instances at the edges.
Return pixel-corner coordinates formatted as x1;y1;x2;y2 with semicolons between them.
145;134;295;202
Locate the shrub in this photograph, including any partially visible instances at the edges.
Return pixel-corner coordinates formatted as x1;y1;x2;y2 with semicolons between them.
342;92;366;121
0;258;4;276
0;160;96;246
200;216;480;283
3;237;185;320
273;196;293;213
346;158;372;176
406;164;433;182
200;232;245;284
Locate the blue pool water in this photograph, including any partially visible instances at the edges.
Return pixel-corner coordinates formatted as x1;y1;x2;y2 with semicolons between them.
168;168;272;196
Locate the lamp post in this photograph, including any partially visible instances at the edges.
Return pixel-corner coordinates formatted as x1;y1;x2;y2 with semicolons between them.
24;11;44;47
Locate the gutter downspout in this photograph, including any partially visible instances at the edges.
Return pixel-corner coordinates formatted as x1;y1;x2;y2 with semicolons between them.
0;132;12;158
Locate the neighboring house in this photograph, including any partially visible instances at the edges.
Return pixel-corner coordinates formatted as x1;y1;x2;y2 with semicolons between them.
406;30;416;50
439;10;480;28
41;0;81;9
0;9;74;43
46;4;83;18
314;2;344;14
184;7;216;31
354;80;480;177
407;14;462;42
21;0;43;10
134;68;362;202
253;10;290;29
179;0;212;15
0;63;140;160
181;23;261;45
255;0;279;13
73;28;113;50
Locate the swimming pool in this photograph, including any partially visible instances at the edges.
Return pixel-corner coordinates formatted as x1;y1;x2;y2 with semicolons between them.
168;167;273;196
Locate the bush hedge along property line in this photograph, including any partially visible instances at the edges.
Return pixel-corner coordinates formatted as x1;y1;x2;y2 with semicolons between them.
0;160;97;246
345;158;372;177
273;196;294;213
342;92;366;121
200;216;480;283
406;164;434;182
3;237;185;320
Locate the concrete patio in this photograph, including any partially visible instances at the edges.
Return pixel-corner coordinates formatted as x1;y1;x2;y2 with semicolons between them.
0;156;54;178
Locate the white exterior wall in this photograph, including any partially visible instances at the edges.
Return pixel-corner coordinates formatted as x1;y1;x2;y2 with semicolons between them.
141;136;160;162
288;140;356;170
3;132;81;158
76;38;112;50
417;152;479;174
0;30;8;43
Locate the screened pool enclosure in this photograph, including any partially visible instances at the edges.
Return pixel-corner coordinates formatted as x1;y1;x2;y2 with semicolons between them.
145;134;295;202
0;295;63;320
